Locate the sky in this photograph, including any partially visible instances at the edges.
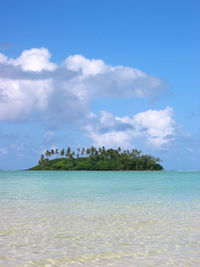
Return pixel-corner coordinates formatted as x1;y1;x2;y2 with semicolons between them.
0;0;200;170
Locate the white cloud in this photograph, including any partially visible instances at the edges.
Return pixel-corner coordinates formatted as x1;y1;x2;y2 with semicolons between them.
65;54;108;76
132;107;175;147
65;55;163;99
9;48;57;72
0;78;53;120
85;107;176;149
0;48;166;126
0;53;7;63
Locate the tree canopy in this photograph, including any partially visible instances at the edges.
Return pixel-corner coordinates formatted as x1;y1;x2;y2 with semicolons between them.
30;146;163;171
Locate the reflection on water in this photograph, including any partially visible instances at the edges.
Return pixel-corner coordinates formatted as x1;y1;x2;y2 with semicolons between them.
0;171;200;266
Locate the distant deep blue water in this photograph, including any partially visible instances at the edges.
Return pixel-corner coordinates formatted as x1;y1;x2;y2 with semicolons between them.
0;171;200;266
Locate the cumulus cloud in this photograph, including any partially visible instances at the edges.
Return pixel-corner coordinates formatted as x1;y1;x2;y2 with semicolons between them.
133;107;176;147
65;54;164;99
0;48;166;126
0;79;53;120
65;54;108;76
85;107;176;149
8;48;57;72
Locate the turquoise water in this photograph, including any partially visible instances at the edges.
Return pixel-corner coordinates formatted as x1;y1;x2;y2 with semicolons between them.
0;171;200;266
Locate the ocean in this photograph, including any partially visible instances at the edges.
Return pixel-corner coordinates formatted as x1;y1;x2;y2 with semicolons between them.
0;171;199;266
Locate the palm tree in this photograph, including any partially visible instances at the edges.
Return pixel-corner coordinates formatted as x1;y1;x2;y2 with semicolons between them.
60;149;65;157
69;152;74;160
77;148;80;158
98;147;102;154
101;146;106;159
86;148;91;157
90;146;96;156
45;150;50;159
66;147;71;158
81;147;85;156
39;154;45;168
51;149;55;159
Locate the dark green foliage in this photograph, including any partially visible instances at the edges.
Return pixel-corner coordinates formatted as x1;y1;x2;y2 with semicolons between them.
31;146;163;171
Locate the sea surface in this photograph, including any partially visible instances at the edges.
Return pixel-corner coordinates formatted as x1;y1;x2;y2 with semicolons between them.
0;171;200;266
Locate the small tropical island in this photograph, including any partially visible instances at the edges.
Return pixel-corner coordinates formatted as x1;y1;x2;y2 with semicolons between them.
30;146;163;171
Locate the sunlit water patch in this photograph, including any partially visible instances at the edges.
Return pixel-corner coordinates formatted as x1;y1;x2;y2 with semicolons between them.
0;171;200;266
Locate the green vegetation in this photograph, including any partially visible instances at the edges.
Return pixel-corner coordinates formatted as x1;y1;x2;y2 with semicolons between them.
30;146;163;171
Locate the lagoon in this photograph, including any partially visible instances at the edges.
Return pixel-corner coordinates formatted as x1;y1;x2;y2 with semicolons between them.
0;171;200;266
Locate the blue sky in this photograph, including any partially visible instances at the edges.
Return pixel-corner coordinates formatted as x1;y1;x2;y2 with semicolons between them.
0;0;200;170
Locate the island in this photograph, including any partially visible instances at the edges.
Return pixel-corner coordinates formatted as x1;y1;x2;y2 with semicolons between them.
30;146;163;171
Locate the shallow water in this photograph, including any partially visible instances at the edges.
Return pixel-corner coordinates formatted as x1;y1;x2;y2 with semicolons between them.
0;171;200;266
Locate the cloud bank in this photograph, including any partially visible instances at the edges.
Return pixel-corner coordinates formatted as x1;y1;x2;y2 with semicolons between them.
85;107;176;149
0;47;176;150
0;48;165;125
